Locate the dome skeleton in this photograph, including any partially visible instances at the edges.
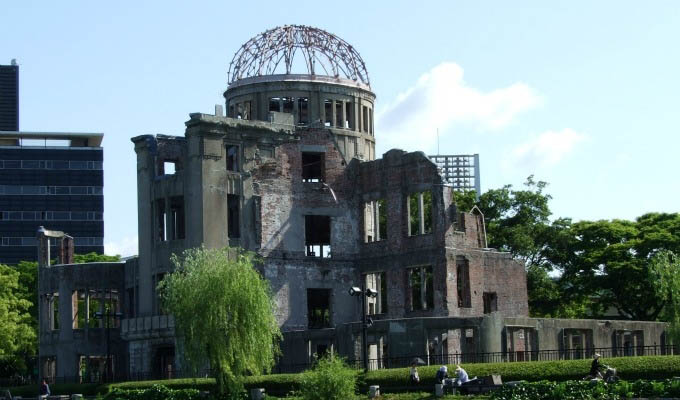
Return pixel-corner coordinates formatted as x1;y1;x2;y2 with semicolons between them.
228;25;370;86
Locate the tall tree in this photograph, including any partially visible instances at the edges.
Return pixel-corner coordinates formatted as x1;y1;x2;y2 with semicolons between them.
0;264;35;356
649;250;680;344
159;247;281;397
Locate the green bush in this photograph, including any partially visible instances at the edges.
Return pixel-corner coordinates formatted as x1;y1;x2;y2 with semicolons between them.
298;355;358;400
0;382;102;397
104;384;201;400
490;379;680;400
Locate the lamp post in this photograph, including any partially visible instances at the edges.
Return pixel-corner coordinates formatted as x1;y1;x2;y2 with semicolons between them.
348;285;377;371
94;289;123;383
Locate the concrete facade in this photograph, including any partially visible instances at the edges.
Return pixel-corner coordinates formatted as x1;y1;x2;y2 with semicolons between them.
37;27;668;381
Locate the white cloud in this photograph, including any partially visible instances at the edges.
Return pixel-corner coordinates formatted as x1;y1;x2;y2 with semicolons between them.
375;62;541;153
105;235;138;257
506;128;587;170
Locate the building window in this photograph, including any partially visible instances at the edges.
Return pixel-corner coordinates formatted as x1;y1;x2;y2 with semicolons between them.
307;288;331;329
456;256;471;308
365;272;387;315
302;152;324;182
47;293;59;330
269;97;282;112
161;160;177;175
335;101;343;128
483;292;497;314
72;290;86;329
305;215;331;258
226;145;239;172
282;97;294;114
345;102;352;129
324;100;333;126
364;199;387;243
155;199;166;241
408;266;433;311
408;191;433;236
297;97;309;125
227;194;240;239
362;106;368;132
169;196;185;240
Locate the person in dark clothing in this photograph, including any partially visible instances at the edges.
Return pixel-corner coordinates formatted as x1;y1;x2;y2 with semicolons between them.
435;366;449;384
589;353;604;379
40;379;51;396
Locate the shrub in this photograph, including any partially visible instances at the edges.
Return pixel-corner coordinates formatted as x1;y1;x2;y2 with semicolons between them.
490;379;680;400
298;355;358;400
104;384;202;400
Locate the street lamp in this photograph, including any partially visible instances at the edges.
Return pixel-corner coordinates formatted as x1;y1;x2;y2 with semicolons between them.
348;285;377;371
93;290;123;383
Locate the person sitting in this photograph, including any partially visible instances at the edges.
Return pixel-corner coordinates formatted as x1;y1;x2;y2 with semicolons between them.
435;365;449;384
589;353;604;379
409;362;420;385
454;365;470;387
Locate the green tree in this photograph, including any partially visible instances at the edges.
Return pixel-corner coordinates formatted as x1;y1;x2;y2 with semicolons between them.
649;250;680;344
159;247;281;397
0;264;35;356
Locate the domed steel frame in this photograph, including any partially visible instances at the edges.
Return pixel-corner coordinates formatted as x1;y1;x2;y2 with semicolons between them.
228;25;370;87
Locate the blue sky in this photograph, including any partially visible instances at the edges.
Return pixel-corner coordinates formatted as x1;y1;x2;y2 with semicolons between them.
2;1;679;256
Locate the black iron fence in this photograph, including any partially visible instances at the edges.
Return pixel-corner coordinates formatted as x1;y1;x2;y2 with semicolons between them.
2;345;675;386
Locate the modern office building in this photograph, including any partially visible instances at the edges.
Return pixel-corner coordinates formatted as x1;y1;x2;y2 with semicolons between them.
0;61;105;265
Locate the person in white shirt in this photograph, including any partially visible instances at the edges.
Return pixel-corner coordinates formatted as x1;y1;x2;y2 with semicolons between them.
409;362;420;385
454;365;469;387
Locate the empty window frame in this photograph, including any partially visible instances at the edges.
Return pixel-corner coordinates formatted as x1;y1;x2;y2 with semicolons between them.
365;272;387;315
282;97;294;114
170;196;185;240
297;97;309;124
307;288;331;329
408;191;433;236
155;199;167;242
408;266;434;311
227;194;240;239
47;293;59;330
369;108;373;135
72;290;87;329
305;215;331;258
483;292;497;314
162;160;176;175
301;152;324;182
226;145;239;172
345;102;352;129
324;100;333;126
362;106;368;132
335;101;343;128
456;256;471;308
364;199;387;243
235;101;251;120
269;97;282;112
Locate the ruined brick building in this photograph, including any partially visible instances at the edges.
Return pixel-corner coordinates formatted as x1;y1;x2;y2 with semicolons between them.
38;26;667;382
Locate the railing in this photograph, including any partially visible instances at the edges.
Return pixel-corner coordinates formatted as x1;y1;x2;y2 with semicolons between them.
2;345;675;386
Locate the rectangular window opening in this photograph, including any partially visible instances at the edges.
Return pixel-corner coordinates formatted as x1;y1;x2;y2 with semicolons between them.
170;196;185;240
305;215;331;258
345;103;352;129
297;97;309;125
457;256;471;308
335;102;343;128
408;266;433;311
483;292;497;314
362;106;368;132
307;288;331;329
269;97;282;112
408;191;433;236
227;194;240;239
226;145;239;172
302;152;324;183
366;272;387;314
282;97;294;114
163;161;176;175
364;199;387;243
324;100;333;127
155;199;167;242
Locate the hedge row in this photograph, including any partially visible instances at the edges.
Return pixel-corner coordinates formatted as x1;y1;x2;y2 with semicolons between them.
490;379;680;400
364;355;680;389
3;356;680;397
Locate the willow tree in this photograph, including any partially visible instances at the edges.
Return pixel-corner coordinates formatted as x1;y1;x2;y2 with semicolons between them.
159;247;281;396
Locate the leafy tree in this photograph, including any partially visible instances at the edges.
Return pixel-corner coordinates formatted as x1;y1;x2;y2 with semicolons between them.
0;264;35;356
555;214;680;320
649;250;680;343
159;247;281;397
